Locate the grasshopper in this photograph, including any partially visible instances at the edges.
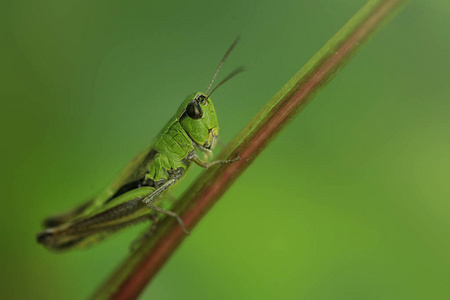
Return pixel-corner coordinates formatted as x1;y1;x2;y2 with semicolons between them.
37;38;242;250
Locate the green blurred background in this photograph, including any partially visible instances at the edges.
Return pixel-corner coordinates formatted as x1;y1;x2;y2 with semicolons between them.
1;0;449;299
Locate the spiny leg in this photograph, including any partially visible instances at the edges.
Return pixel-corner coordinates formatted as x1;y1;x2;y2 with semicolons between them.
141;176;189;234
147;204;190;235
188;153;240;168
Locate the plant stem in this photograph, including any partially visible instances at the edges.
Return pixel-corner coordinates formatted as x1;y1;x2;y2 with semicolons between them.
91;0;410;299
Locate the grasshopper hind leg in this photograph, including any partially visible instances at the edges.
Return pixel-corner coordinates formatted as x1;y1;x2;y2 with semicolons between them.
37;231;85;250
37;197;153;250
37;213;155;250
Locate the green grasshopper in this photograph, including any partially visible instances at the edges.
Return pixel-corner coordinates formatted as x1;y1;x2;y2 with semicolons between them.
37;38;242;250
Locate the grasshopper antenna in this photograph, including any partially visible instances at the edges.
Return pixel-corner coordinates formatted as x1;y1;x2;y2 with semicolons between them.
205;36;241;95
207;66;244;98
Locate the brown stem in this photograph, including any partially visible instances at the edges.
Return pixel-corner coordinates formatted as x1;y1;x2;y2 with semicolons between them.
91;0;410;299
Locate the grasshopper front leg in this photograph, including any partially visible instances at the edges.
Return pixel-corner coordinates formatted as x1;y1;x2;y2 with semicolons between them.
188;152;240;168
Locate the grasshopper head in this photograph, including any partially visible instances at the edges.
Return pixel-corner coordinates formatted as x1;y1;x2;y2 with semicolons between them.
176;37;243;150
178;92;219;150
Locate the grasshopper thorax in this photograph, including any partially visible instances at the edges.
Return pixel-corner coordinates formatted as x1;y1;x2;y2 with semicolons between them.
178;92;218;150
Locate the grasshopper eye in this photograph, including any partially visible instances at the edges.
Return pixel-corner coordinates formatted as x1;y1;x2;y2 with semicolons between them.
186;100;203;119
